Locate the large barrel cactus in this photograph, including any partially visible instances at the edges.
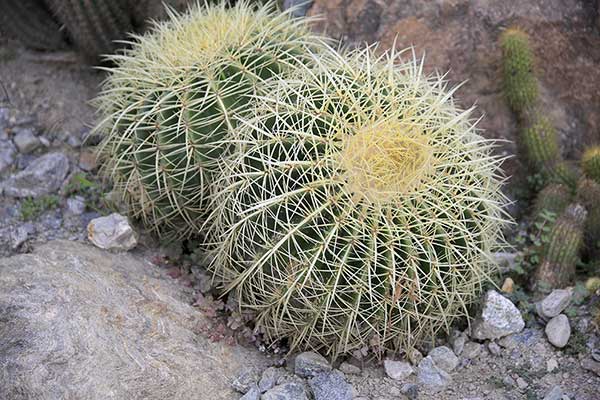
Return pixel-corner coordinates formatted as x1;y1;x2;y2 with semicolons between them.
208;46;510;356
95;1;324;238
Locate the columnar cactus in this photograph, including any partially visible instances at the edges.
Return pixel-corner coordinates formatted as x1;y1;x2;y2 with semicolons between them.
582;146;600;184
208;46;510;356
577;178;600;253
532;183;571;222
95;1;324;238
500;28;538;114
535;204;586;289
521;116;559;170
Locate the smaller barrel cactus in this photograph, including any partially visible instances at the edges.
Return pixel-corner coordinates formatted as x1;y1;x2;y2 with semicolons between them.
532;183;571;222
500;28;538;114
582;146;600;184
535;204;587;289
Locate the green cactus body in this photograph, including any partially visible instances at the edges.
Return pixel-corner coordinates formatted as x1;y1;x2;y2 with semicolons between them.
0;0;66;51
535;204;586;289
521;115;559;170
500;28;538;114
208;47;510;356
95;1;324;238
577;178;600;254
532;183;572;222
582;146;600;184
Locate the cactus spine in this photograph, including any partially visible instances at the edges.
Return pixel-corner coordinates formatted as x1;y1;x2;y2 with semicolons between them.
95;1;325;238
582;146;600;184
208;46;510;357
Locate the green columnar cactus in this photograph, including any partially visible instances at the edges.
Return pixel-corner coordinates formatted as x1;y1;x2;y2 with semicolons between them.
582;146;600;184
95;1;324;238
0;0;66;51
532;183;571;222
521;116;559;169
535;204;586;289
208;46;510;357
577;178;600;253
46;0;134;59
500;28;538;114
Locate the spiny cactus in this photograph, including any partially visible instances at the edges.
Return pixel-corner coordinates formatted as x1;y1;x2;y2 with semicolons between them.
582;146;600;184
500;28;538;114
535;204;586;289
521;115;559;170
576;178;600;253
208;46;510;357
0;0;66;51
95;1;324;238
532;183;571;222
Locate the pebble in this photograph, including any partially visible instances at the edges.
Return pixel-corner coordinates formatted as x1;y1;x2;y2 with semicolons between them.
66;195;86;215
546;358;559;372
470;290;525;340
0;139;16;174
501;277;514;293
503;376;516;388
87;213;137;251
13;128;40;154
294;351;331;378
258;367;286;393
516;377;528;390
450;330;467;355
231;370;258;394
383;359;414;381
581;358;600;377
408;348;424;365
2;152;70;198
545;314;571;348
417;356;451;393
461;342;483;359
487;342;502;356
428;346;458;372
10;225;29;249
401;383;419;400
543;386;563;400
308;370;353;400
536;289;572;319
240;384;260;400
338;362;361;375
261;382;309;400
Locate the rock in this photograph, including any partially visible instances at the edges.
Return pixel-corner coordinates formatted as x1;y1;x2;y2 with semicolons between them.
79;150;97;171
592;348;600;363
339;362;361;375
470;290;525;340
503;376;516;388
282;0;313;17
2;152;69;198
241;384;261;400
543;386;563;400
0;139;16;174
232;370;259;394
417;356;451;393
461;342;483;359
87;213;137;251
501;277;514;293
487;342;502;356
545;314;571;348
259;367;287;393
581;358;600;377
308;370;353;400
294;351;331;378
261;382;309;400
13;128;40;154
492;252;519;273
384;359;414;381
10;225;29;250
66;195;86;215
401;383;419;400
0;240;269;399
408;348;424;365
516;377;528;390
449;330;467;355
428;346;458;372
546;358;559;372
536;289;572;319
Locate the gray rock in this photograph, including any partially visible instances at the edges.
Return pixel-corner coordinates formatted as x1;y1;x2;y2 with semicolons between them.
282;0;313;17
545;314;571;348
450;330;467;355
536;289;572;319
487;342;502;356
401;383;418;400
428;346;458;372
543;386;563;400
581;358;600;376
259;367;287;393
66;195;86;215
516;377;528;390
0;139;16;174
261;382;309;400
339;362;361;375
503;376;516;388
417;356;451;393
2;152;69;198
384;359;414;381
0;240;269;400
232;370;259;394
546;358;559;372
241;384;261;400
308;370;353;400
87;213;137;251
408;348;424;365
294;351;331;378
461;342;483;359
13;128;40;154
470;290;525;340
10;225;29;250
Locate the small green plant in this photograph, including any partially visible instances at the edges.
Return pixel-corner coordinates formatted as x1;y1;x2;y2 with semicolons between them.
64;172;105;213
20;195;60;220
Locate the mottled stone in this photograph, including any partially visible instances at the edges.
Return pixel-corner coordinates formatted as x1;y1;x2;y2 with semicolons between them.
470;290;525;340
259;367;287;393
2;152;69;198
545;314;571;348
339;362;361;375
417;356;451;393
308;370;353;400
87;213;137;251
384;359;414;381
294;351;331;378
261;382;309;400
0;139;16;174
428;346;458;372
13;128;40;154
536;289;572;319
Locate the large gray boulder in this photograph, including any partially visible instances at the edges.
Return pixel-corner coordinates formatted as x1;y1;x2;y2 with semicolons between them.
0;240;269;399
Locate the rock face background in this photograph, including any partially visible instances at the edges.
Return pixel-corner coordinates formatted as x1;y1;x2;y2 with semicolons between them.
0;241;269;400
309;0;600;180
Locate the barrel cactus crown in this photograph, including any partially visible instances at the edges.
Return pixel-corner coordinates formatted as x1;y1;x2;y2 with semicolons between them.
94;0;324;238
209;46;511;356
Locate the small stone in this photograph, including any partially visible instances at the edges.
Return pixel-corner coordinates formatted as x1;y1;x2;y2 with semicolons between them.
502;376;516;388
547;358;559;372
417;356;451;393
10;225;29;249
241;384;260;400
2;152;70;198
516;377;528;390
282;0;313;17
470;290;525;340
487;342;502;356
543;386;563;400
0;139;16;174
231;370;258;394
545;314;571;348
258;367;287;393
338;362;361;375
87;213;137;251
261;382;308;400
294;351;331;378
461;342;483;359
384;359;414;381
401;383;418;400
501;277;514;293
408;348;424;365
449;330;467;355
592;348;600;363
78;150;97;172
66;195;86;215
536;289;572;319
428;346;458;372
581;358;600;377
13;128;40;154
308;370;353;400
